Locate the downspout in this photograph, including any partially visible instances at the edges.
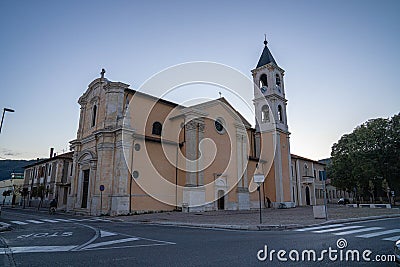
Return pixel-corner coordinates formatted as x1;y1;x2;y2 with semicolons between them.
175;145;178;210
129;138;135;214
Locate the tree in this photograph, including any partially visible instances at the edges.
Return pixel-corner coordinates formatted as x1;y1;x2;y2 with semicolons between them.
2;190;12;206
329;113;400;203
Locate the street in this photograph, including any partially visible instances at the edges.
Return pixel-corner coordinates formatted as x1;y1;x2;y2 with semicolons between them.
0;208;398;266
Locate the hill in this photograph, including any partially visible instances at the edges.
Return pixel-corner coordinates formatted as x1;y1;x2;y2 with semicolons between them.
0;159;40;181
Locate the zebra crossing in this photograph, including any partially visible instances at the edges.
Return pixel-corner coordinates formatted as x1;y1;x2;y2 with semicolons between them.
294;223;400;242
0;217;110;228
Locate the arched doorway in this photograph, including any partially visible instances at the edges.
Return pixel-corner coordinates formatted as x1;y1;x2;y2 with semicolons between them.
217;190;225;210
81;169;90;208
305;186;311;205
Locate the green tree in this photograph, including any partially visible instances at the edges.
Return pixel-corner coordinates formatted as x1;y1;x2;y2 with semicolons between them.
2;190;12;206
329;113;400;203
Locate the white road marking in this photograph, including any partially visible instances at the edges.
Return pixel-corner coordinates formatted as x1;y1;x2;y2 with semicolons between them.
382;235;400;242
100;230;117;237
11;221;28;225
295;224;345;232
53;219;72;222
0;222;11;227
0;246;77;254
40;219;60;223
333;227;383;235
26;220;44;224
83;237;140;249
357;229;400;238
313;225;363;233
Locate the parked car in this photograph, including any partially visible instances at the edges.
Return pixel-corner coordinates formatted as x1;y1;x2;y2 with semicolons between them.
337;198;350;205
395;239;400;265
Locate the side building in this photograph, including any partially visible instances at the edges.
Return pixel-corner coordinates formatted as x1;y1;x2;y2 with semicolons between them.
291;154;350;206
23;151;73;210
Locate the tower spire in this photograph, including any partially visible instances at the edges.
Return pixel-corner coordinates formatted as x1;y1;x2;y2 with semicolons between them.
256;36;276;68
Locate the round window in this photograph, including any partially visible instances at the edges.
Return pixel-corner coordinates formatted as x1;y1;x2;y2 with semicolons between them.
134;143;141;151
215;119;225;134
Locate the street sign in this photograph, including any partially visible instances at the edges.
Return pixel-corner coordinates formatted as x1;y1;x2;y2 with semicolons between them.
254;174;265;185
100;185;105;192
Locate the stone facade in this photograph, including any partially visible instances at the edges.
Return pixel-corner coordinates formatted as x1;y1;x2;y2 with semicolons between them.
67;42;297;215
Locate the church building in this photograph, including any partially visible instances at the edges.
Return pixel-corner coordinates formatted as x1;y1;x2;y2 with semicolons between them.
67;40;294;215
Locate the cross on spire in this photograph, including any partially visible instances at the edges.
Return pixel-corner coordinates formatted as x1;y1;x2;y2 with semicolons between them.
264;34;268;46
100;68;106;79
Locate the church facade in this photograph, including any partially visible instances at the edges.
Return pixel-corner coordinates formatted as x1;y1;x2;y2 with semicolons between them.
67;41;295;215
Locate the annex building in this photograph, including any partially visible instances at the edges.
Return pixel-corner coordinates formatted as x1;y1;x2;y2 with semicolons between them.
66;41;314;215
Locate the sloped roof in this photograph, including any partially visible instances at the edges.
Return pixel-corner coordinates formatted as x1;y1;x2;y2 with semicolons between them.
256;43;277;68
24;152;73;169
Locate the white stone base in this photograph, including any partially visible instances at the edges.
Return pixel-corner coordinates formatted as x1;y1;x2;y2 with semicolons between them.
238;192;250;210
183;187;206;212
109;195;130;216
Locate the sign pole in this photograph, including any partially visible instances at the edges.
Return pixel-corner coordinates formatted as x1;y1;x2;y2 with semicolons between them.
258;186;262;224
254;173;265;225
99;185;105;216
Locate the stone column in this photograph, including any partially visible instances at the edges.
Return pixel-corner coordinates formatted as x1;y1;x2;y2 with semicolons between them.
274;132;284;203
103;82;129;129
184;119;205;186
109;129;131;215
236;125;250;210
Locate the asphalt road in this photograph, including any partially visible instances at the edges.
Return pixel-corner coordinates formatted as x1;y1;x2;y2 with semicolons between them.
0;208;398;266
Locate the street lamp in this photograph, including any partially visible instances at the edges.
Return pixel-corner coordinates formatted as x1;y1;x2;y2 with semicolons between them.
0;108;15;134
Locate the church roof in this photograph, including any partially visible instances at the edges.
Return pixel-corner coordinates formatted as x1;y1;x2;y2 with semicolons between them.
256;41;277;68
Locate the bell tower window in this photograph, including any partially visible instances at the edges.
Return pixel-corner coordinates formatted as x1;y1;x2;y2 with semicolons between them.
259;74;268;88
91;104;97;127
261;105;269;122
278;105;283;122
152;121;162;136
275;74;281;87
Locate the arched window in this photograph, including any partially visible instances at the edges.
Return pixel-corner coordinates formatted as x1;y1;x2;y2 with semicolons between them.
277;105;283;122
275;74;281;87
304;164;309;176
125;95;130;110
259;74;268;88
152;121;162;136
91;104;97;127
261;105;269;122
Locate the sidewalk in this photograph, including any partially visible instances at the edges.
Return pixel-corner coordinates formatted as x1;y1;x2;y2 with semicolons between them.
2;204;399;232
117;205;400;230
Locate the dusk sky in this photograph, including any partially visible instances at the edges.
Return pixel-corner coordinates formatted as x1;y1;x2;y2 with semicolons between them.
0;0;399;161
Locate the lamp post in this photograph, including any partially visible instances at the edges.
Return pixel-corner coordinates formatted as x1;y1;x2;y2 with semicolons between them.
0;108;15;134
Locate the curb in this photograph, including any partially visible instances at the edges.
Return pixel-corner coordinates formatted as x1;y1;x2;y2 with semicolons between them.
122;213;400;231
300;213;400;229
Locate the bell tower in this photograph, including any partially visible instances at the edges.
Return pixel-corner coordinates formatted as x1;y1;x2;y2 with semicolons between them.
252;38;293;205
252;38;288;133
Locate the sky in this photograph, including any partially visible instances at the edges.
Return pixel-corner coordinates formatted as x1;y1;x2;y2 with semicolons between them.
0;0;399;161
